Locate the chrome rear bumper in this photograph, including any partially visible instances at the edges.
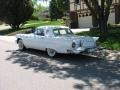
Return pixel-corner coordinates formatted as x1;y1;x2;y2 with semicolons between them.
67;47;97;54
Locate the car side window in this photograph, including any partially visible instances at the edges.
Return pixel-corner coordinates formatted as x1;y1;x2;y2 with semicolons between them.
53;29;60;36
35;29;45;36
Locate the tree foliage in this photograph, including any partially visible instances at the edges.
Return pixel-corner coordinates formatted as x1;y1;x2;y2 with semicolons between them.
49;0;60;20
33;1;47;19
57;0;69;15
49;0;69;20
84;0;113;38
0;0;34;29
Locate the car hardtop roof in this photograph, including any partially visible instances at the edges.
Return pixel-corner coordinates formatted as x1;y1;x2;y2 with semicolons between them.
37;25;69;29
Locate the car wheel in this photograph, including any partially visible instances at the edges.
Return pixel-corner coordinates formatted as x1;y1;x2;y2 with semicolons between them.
46;48;56;57
18;39;26;51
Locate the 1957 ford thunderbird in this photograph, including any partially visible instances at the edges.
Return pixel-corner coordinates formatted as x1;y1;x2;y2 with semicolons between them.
16;26;99;57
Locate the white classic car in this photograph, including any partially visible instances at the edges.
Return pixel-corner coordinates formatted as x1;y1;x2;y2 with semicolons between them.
16;26;99;57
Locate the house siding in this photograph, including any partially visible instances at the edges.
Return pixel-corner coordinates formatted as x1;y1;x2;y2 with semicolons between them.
78;16;93;28
69;0;120;28
108;13;115;25
78;12;115;28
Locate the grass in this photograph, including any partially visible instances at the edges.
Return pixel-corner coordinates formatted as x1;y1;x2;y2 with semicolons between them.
25;19;64;28
0;19;64;35
77;28;120;51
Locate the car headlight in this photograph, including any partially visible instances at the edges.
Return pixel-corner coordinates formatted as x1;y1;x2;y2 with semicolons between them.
72;42;76;48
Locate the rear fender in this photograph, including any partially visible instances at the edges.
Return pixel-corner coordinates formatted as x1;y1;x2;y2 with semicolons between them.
92;37;99;42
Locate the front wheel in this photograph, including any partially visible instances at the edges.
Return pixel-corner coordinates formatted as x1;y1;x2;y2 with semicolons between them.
18;39;26;51
46;48;56;57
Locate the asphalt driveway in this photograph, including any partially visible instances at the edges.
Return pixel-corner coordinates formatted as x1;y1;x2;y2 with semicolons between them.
0;36;120;90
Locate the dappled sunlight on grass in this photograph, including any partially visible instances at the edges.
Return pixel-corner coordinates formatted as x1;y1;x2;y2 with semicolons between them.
25;19;64;29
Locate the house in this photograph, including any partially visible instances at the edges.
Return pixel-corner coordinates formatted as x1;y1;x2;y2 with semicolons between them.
39;10;50;20
69;0;120;28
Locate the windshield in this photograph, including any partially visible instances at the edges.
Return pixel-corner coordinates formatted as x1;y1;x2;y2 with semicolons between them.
53;28;74;36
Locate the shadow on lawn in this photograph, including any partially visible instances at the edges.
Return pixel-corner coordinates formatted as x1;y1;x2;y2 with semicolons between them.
6;49;120;90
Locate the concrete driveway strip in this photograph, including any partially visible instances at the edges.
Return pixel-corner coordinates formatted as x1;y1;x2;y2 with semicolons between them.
0;36;120;90
0;24;11;31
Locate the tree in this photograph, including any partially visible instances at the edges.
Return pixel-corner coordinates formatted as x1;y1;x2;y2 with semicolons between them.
57;0;69;16
84;0;113;38
49;0;69;20
49;0;60;20
0;0;34;30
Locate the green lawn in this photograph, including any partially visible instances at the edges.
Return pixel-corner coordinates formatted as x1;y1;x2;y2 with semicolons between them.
25;19;64;28
77;28;120;51
0;19;64;35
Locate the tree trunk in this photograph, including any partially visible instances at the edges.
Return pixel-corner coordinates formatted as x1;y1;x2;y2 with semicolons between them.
92;15;99;27
10;24;20;30
99;16;108;40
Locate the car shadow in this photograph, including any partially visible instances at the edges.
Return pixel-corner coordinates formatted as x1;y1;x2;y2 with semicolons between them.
6;49;120;89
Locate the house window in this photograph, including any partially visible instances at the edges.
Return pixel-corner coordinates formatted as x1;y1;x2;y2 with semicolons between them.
75;0;79;4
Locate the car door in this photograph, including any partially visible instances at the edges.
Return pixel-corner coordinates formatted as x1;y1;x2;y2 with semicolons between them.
33;28;46;51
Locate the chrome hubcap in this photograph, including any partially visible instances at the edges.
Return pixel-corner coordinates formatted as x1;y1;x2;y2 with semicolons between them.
47;48;56;57
18;40;23;50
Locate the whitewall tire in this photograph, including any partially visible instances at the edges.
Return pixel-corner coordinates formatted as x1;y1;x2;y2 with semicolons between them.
46;48;56;57
18;39;26;51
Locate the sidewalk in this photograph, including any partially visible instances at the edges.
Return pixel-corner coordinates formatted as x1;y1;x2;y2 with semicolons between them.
0;24;11;31
0;36;16;43
71;28;90;34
